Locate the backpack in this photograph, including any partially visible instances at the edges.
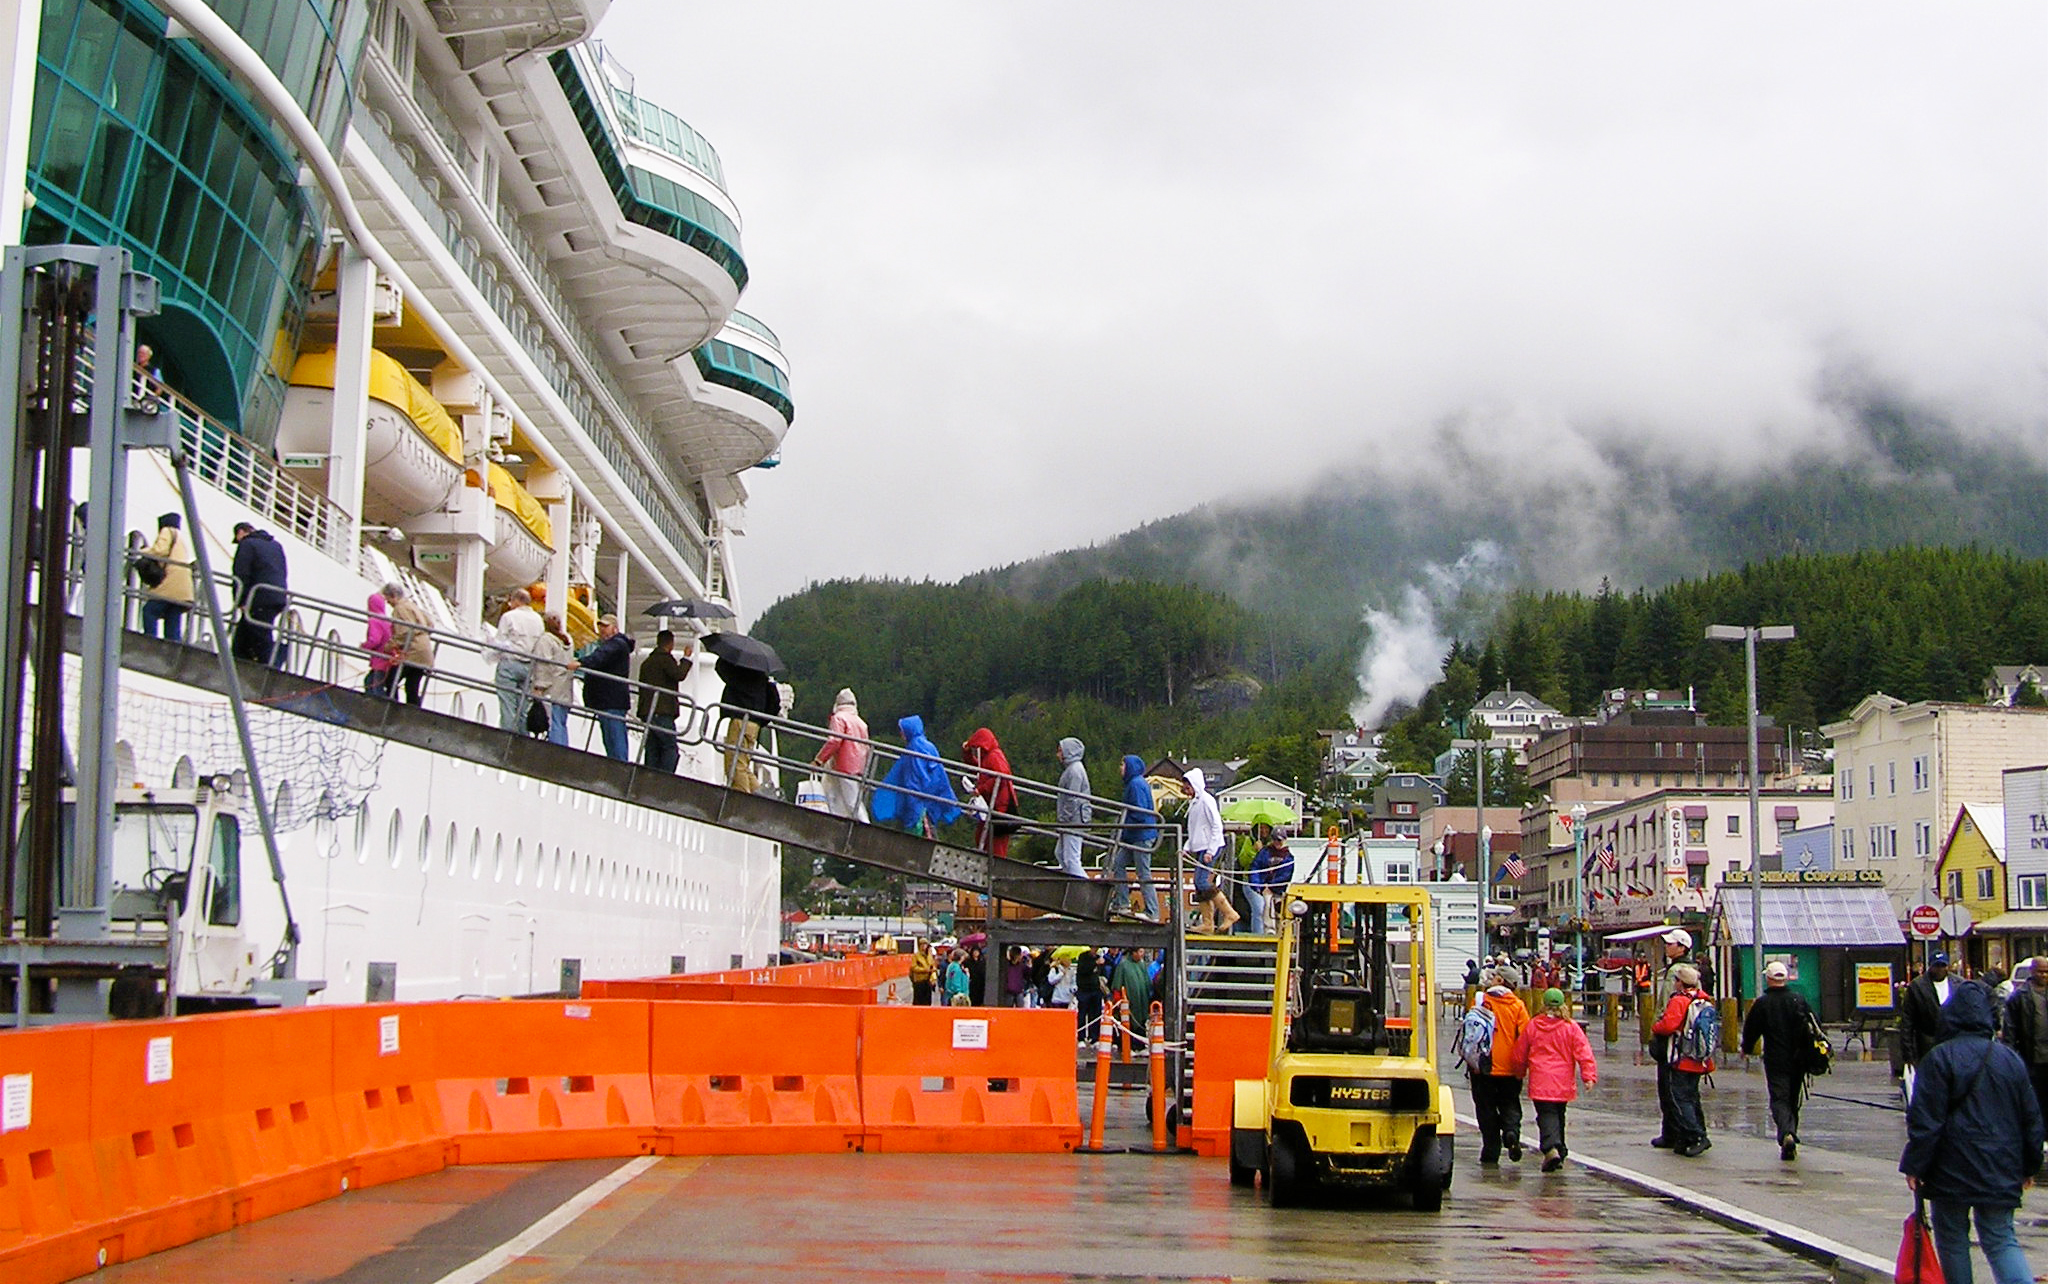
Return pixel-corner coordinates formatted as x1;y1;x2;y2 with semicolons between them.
1457;1001;1499;1074
135;555;166;589
1673;996;1721;1065
1802;1006;1832;1076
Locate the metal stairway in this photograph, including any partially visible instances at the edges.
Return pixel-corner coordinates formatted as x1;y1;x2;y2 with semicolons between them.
1176;933;1280;1126
65;618;1118;922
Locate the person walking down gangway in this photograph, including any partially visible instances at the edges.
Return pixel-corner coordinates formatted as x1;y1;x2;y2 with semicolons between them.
636;629;689;772
136;512;192;641
1460;967;1530;1165
384;581;435;706
1113;756;1161;920
362;591;395;698
1183;769;1237;933
1902;981;2044;1284
1513;987;1598;1172
1741;959;1823;1160
229;521;288;666
869;716;962;839
811;688;870;819
529;615;581;745
1054;737;1093;878
490;588;543;732
962;728;1021;858
1249;830;1293;935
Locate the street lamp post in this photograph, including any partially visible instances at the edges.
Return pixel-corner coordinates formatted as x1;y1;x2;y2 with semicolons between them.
1450;735;1491;881
1705;622;1797;1006
1571;802;1588;986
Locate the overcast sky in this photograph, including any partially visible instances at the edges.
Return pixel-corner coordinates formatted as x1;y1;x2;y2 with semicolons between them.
595;3;2048;614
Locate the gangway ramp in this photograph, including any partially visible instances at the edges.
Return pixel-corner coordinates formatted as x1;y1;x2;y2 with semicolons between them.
69;618;1118;922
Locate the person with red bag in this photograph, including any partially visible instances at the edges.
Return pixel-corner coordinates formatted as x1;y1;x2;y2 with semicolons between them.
1899;981;2043;1284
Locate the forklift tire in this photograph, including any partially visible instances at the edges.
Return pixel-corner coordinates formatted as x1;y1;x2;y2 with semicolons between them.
1410;1135;1453;1212
1229;1150;1256;1187
1267;1133;1306;1207
1411;1176;1444;1212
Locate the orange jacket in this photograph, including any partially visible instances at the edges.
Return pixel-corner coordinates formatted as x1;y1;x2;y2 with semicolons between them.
1479;988;1531;1077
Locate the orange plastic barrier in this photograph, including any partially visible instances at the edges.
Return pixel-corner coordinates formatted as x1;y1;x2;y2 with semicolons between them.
330;1005;448;1190
430;1000;657;1164
0;1025;103;1284
1184;1012;1269;1157
581;979;868;1005
859;1007;1081;1153
649;1002;863;1153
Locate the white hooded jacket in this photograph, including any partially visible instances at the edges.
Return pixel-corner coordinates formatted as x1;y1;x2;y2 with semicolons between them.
1184;768;1223;856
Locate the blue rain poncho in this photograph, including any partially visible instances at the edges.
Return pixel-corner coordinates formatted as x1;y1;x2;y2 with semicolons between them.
870;715;962;832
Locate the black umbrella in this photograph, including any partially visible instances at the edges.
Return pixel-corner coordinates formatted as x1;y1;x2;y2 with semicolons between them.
645;597;736;620
702;630;785;673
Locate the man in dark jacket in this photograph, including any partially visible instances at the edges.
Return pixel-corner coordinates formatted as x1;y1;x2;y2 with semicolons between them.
578;614;636;761
1741;960;1818;1160
716;655;777;792
2001;956;2048;1124
1901;953;1956;1087
229;522;288;665
1901;981;2042;1284
634;630;690;772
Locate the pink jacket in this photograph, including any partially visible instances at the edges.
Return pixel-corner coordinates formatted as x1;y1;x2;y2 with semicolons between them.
817;707;870;774
1511;1013;1598;1103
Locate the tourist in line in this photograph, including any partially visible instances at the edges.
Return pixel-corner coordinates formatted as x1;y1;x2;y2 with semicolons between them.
363;591;395;698
1513;987;1597;1172
385;581;435;706
578;614;636;760
1111;947;1151;1032
811;688;869;819
869;715;962;837
1901;951;1956;1100
1003;945;1031;1008
1054;737;1092;878
1031;947;1055;1008
1902;981;2043;1284
137;512;192;641
2001;956;2048;1125
229;521;288;666
1649;928;1694;1149
1113;756;1161;920
1183;769;1237;933
908;939;937;1007
1469;968;1531;1165
1652;962;1716;1157
716;651;777;793
636;629;688;771
1075;948;1104;1043
490;589;543;732
1742;959;1820;1160
943;949;972;1005
1249;830;1293;935
530;615;580;745
962;727;1021;858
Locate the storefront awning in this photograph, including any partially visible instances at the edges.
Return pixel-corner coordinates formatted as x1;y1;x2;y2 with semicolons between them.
1605;924;1685;943
1974;910;2048;934
1716;886;1903;947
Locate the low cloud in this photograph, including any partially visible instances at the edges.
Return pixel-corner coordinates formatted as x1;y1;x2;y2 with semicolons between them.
1350;542;1512;728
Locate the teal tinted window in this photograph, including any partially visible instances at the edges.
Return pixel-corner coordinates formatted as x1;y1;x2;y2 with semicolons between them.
27;0;326;443
201;0;367;149
691;339;794;425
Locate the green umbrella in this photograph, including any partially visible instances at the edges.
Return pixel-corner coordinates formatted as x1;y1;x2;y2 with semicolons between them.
1221;798;1298;826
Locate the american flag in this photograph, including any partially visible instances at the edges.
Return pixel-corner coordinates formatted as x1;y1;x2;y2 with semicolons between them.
1598;840;1619;872
1503;856;1527;879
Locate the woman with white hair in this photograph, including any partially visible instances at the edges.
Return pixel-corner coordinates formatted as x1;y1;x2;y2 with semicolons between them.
811;688;870;819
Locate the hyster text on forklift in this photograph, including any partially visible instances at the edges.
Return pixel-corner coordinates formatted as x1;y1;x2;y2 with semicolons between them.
1229;884;1455;1209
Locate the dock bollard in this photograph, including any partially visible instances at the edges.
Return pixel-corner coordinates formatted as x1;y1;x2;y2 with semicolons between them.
1148;1001;1169;1153
1604;993;1619;1045
1083;998;1115;1150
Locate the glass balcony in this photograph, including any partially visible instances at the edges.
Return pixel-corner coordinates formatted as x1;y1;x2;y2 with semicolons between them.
691;336;793;426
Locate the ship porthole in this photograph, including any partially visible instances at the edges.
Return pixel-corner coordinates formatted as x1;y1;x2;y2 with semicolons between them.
355;807;370;864
444;823;458;877
501;839;512;884
387;809;403;868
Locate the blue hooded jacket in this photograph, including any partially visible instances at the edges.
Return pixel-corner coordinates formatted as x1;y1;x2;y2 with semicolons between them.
1120;755;1158;847
1900;979;2045;1206
870;716;962;832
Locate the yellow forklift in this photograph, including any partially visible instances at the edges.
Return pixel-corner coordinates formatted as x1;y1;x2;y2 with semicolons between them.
1229;884;1454;1209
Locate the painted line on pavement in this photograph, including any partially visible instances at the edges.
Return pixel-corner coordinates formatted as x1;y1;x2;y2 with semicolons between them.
1455;1111;1890;1279
426;1153;661;1284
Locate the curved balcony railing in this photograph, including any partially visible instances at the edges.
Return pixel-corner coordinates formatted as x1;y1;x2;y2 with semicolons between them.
724;311;781;348
548;48;747;292
691;338;793;426
606;76;727;190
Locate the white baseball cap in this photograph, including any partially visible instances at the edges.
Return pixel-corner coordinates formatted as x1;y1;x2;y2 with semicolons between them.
1661;928;1693;949
1764;961;1789;982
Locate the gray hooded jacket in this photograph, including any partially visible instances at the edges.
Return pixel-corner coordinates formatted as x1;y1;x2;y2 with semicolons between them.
1056;737;1092;825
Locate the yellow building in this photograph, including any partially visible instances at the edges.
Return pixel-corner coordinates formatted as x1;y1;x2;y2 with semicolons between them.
1935;802;2006;975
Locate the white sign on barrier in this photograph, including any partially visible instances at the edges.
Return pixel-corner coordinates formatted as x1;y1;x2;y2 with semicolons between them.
951;1019;990;1050
146;1036;173;1084
1;1073;29;1132
379;1014;400;1056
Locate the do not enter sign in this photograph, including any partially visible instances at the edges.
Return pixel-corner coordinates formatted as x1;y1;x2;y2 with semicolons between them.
1909;904;1942;938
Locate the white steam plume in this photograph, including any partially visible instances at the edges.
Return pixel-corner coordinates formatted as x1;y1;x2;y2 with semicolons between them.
1349;542;1511;728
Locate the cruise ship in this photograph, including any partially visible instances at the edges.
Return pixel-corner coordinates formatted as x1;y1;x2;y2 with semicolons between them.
3;0;793;1010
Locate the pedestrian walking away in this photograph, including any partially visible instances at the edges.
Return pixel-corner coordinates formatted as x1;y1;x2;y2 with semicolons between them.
1652;962;1717;1157
1462;969;1530;1165
1054;737;1092;879
1648;927;1694;1149
962;728;1021;858
1901;980;2044;1284
530;615;581;745
491;589;543;732
362;591;396;698
384;581;435;706
869;716;962;837
1512;987;1597;1172
2000;955;2048;1127
1901;951;1956;1100
1741;959;1821;1160
137;512;192;642
812;688;870;819
229;521;288;666
716;653;778;793
1112;755;1160;919
636;629;689;771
